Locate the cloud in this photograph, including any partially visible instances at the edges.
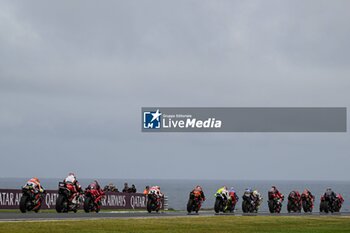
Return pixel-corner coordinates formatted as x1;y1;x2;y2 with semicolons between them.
0;0;349;179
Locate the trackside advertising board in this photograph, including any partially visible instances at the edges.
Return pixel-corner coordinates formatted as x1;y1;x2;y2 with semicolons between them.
0;189;163;210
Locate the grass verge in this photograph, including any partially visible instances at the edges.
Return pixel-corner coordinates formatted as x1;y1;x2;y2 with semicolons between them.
1;216;350;233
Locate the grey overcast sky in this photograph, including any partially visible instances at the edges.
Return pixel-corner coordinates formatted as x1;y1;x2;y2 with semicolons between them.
0;0;349;180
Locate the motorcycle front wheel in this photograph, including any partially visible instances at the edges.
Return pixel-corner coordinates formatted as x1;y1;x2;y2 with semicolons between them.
214;198;221;213
19;195;29;213
56;195;67;213
146;199;153;213
242;200;249;213
187;199;193;213
84;196;93;213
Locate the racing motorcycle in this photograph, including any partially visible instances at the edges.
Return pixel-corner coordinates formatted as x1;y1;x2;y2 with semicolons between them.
320;194;344;213
333;194;344;212
147;190;162;213
242;193;261;213
268;191;284;213
287;191;302;213
56;182;83;213
225;191;238;213
225;200;237;213
214;191;229;213
301;193;314;213
84;187;105;213
187;190;202;214
268;198;283;213
19;184;45;213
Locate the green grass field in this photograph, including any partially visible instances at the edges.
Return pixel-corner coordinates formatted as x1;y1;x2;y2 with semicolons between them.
1;216;350;233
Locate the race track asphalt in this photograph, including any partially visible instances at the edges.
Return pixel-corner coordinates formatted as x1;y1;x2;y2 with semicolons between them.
0;211;348;221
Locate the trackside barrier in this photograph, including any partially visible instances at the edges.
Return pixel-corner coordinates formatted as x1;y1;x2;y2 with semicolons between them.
163;196;169;210
0;189;164;210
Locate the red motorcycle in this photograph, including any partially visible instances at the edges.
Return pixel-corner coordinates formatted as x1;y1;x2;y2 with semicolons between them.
268;191;284;213
225;191;238;213
287;191;302;213
147;190;162;213
334;194;345;212
84;187;105;213
301;192;314;213
187;190;203;214
56;182;83;213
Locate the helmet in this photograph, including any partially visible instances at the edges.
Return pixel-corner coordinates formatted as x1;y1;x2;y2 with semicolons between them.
33;177;40;183
253;190;258;196
195;186;202;191
245;188;252;193
68;172;75;177
222;190;229;197
229;187;235;193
